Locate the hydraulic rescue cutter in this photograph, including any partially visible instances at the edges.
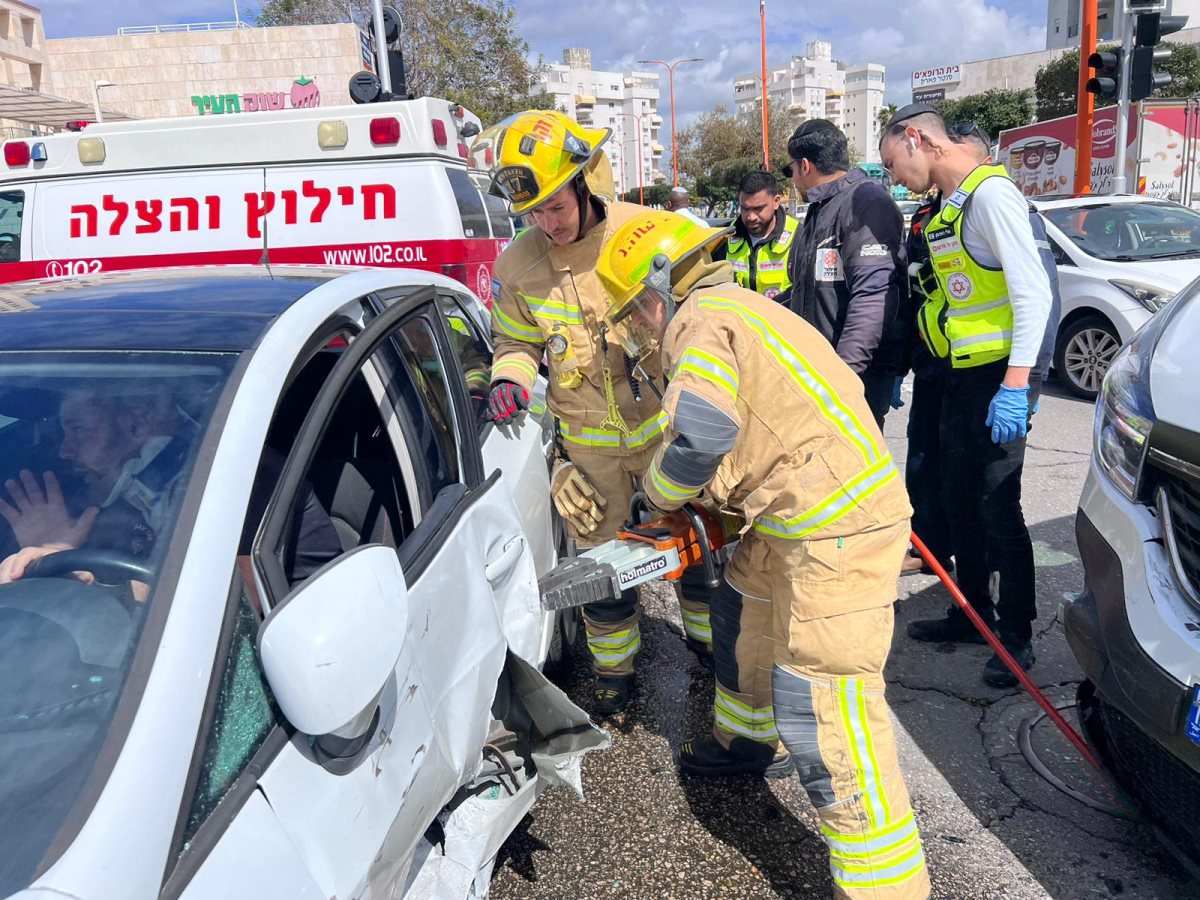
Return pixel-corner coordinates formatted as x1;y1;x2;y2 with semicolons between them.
539;495;734;611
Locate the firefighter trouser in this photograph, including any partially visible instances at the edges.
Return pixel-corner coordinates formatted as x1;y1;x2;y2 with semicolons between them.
763;522;930;900
567;443;711;676
715;537;781;753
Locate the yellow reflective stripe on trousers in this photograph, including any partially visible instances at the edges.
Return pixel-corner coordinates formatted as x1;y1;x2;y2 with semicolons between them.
754;456;899;539
493;305;543;343
696;298;882;465
649;457;702;503
675;348;738;399
560;414;666;450
492;355;539;384
715;684;778;741
830;844;926;889
587;627;641;666
524;295;585;325
823;811;920;858
837;677;888;831
682;607;712;642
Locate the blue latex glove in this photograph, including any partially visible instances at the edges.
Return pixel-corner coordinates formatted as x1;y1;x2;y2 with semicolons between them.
985;385;1030;444
890;376;905;410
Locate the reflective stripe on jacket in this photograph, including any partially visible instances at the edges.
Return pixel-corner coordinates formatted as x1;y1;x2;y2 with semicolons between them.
643;280;911;543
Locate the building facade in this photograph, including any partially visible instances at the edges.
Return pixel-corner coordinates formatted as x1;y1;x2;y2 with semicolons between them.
535;48;664;193
1046;0;1200;49
47;22;360;120
733;41;886;163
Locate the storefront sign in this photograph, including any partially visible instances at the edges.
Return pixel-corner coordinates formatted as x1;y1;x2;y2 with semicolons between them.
191;77;321;115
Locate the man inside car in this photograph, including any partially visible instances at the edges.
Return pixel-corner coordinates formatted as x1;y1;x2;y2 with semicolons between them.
0;385;340;587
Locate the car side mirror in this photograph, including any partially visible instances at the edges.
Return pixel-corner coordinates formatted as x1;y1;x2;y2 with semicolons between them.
258;546;408;748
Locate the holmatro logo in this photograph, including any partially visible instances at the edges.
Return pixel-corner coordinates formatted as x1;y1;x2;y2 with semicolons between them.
619;555;668;586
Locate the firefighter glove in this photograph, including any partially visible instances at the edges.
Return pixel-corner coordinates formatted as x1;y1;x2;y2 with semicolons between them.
985;385;1030;445
488;380;530;425
551;460;607;536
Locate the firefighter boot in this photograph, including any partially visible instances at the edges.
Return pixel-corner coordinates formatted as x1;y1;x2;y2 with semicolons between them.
593;674;632;716
678;736;795;778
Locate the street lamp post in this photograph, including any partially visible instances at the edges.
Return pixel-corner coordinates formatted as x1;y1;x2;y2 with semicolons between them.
617;111;646;205
637;56;702;186
91;80;116;123
760;0;769;169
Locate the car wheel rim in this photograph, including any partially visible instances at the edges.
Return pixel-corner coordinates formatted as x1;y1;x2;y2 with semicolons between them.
1064;328;1120;394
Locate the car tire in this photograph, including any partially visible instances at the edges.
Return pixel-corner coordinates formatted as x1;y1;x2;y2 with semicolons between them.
543;532;584;676
1055;315;1121;400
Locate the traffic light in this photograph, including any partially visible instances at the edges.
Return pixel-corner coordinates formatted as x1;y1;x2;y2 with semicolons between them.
1087;49;1123;101
1130;11;1188;101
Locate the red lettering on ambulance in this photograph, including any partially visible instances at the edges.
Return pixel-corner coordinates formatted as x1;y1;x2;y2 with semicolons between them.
69;204;97;239
101;195;129;237
135;199;164;234
302;180;330;223
244;191;276;239
168;197;199;232
361;184;396;220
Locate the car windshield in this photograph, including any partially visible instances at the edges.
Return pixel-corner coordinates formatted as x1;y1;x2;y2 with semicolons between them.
0;351;235;895
1044;202;1200;261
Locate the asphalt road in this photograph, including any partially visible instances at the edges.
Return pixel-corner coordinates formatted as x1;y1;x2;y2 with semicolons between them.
490;377;1198;900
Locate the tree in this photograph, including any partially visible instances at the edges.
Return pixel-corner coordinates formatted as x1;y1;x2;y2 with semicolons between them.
877;103;898;130
674;101;801;213
932;89;1034;140
1034;43;1200;122
255;0;552;125
620;184;671;206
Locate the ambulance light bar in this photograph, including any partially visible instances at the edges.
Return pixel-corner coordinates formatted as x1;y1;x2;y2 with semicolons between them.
318;121;349;149
369;117;401;145
431;120;448;147
78;138;105;164
4;142;28;166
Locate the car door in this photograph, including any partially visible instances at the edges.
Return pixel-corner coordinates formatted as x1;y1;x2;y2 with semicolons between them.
170;287;539;899
432;287;557;576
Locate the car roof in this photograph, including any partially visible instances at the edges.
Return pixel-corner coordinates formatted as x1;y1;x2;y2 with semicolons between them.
0;267;347;352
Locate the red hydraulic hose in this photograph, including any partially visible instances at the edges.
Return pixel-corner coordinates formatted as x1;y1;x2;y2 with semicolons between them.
908;532;1105;773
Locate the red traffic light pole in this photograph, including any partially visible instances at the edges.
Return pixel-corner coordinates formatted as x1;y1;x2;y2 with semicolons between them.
1075;0;1099;194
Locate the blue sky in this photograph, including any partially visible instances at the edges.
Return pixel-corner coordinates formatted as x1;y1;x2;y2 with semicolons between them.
41;0;1049;121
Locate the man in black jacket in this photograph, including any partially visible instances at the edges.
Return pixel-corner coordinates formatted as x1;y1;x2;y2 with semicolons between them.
782;120;906;426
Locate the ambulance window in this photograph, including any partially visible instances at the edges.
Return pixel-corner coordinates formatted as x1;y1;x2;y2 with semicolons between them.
482;191;514;239
446;168;489;239
0;191;23;263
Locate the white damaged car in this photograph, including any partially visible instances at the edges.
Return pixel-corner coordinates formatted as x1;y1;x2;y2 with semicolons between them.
0;267;604;900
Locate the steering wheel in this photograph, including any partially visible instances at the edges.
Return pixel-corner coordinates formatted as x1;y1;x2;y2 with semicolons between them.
23;548;154;584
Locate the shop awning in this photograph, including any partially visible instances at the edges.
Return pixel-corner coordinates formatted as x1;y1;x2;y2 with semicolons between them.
0;83;135;131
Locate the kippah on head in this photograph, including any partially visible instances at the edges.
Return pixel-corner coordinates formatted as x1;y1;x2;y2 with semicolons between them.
887;103;941;127
670;186;689;196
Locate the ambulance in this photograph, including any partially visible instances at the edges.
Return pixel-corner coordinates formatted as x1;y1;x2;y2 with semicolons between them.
0;97;513;304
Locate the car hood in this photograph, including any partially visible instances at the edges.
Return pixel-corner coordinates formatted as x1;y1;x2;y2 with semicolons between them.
1083;256;1200;293
1151;285;1200;431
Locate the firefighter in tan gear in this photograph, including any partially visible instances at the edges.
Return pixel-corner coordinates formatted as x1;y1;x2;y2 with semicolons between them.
598;210;931;899
472;110;714;715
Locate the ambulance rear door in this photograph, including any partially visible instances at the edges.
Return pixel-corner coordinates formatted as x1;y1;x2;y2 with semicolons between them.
31;168;267;280
261;160;461;273
0;182;37;284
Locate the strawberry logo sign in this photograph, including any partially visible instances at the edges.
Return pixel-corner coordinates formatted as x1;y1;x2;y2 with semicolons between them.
947;272;973;300
290;77;321;109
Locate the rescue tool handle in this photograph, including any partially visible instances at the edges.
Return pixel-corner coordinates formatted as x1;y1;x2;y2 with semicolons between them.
627;491;721;590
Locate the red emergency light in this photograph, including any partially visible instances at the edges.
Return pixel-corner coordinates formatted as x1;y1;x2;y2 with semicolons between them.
484;147;494;166
370;117;401;145
431;120;448;147
457;142;468;158
64;120;89;132
4;142;30;167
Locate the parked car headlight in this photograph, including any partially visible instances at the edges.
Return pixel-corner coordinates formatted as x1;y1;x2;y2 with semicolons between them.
1093;332;1156;501
1109;278;1175;313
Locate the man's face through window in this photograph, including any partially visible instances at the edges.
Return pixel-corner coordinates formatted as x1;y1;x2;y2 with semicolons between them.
58;394;141;494
739;189;780;239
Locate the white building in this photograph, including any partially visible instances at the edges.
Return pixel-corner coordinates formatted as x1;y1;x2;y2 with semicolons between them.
536;48;664;193
732;41;886;163
1046;0;1200;49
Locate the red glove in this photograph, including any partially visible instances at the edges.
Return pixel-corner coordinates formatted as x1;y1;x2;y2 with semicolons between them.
488;380;530;425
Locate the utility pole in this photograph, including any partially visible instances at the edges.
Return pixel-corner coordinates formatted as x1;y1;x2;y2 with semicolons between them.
1075;0;1099;193
1113;0;1133;193
760;0;769;169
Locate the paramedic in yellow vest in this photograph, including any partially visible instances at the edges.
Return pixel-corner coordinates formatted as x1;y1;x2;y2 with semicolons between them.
880;105;1058;688
598;210;930;899
721;169;797;301
471;110;714;715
